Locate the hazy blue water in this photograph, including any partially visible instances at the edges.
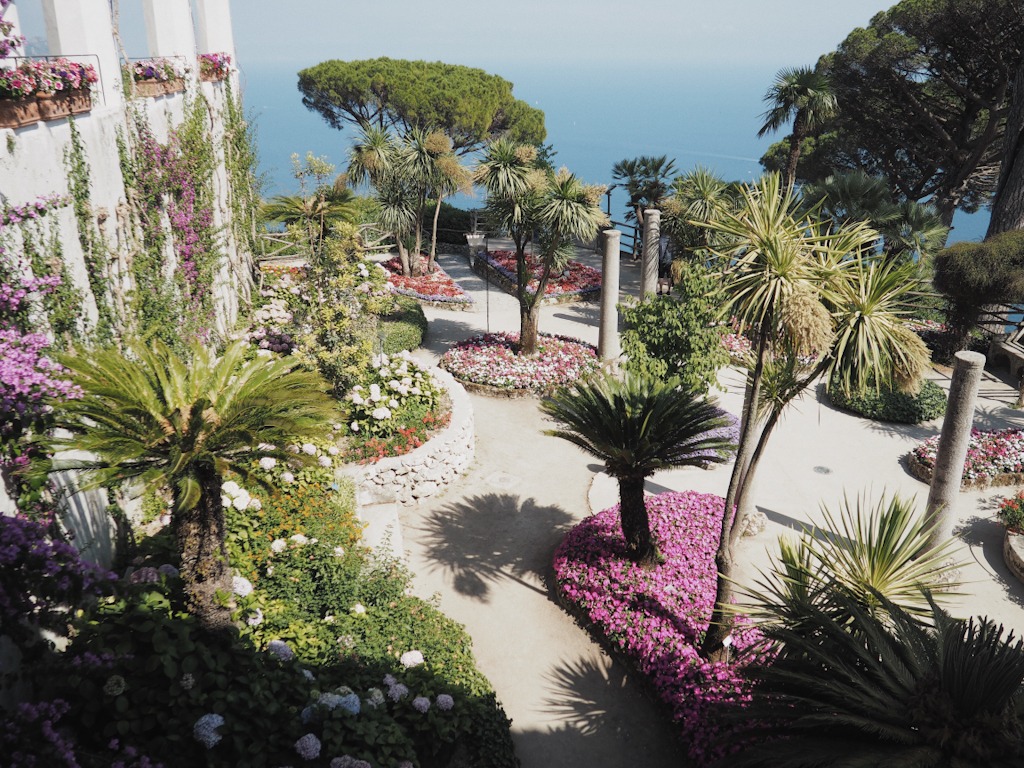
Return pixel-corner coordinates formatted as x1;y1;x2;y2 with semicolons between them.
240;61;989;244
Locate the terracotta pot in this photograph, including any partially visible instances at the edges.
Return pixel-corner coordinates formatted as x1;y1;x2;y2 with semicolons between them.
37;91;74;121
200;71;225;83
135;78;184;98
0;96;42;128
68;89;92;115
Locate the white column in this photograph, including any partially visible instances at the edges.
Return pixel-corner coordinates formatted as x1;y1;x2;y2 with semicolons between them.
142;0;196;81
195;0;236;58
42;0;123;106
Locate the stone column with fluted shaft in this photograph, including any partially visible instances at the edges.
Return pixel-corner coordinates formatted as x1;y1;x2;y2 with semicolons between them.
640;208;660;299
598;229;621;362
924;351;986;551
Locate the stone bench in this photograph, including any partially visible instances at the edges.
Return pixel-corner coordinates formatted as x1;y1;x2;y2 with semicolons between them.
988;325;1024;381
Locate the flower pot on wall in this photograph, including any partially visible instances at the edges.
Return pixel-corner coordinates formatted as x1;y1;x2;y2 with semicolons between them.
37;91;73;121
68;89;92;115
134;79;185;98
199;72;226;83
0;96;41;128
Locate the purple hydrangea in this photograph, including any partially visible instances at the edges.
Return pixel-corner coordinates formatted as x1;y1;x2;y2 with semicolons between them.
294;733;321;760
193;713;224;748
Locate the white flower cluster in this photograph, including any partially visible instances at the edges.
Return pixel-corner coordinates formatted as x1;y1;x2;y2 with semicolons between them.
346;351;438;434
221;480;261;512
193;713;225;749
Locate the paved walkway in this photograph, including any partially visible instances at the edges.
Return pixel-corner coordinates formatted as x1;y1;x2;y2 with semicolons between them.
395;243;1024;768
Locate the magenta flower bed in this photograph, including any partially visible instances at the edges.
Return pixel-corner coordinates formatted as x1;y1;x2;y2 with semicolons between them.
484;250;601;297
440;331;598;393
554;491;758;765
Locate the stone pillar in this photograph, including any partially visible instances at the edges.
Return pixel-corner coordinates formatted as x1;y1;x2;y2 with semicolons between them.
598;229;621;362
42;0;123;107
142;0;197;82
924;351;986;551
195;0;236;58
640;208;660;299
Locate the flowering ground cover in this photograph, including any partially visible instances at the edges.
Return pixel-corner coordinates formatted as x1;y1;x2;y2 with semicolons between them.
909;427;1024;488
440;331;599;395
382;255;473;308
481;250;601;300
554;491;758;766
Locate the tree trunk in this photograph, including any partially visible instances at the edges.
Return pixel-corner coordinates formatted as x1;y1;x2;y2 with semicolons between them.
397;239;412;277
428;196;443;272
174;468;233;632
988;61;1024;237
520;304;540;355
619;474;660;568
785;126;805;191
701;329;769;659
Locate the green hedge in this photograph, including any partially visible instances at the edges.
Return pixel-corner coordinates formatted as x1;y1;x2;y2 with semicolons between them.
828;377;947;424
380;295;428;354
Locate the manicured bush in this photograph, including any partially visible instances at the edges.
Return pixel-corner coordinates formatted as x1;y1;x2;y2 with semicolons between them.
425;201;472;246
380;296;427;354
827;375;946;424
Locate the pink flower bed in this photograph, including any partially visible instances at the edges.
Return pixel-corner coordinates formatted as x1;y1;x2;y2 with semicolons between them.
484;250;601;297
440;331;598;393
382;256;473;306
554;491;759;765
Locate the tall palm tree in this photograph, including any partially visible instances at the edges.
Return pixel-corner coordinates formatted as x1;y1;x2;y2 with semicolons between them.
758;66;838;189
477;141;606;355
419;131;471;272
697;173;930;659
47;341;340;631
716;593;1024;767
542;371;735;567
661;166;739;262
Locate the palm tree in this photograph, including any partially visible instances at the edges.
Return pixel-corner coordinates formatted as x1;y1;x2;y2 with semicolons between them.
48;341;340;631
262;184;358;245
758;66;838;189
610;155;678;227
419;131;471;273
697;173;931;659
541;371;735;567
477;141;606;355
716;593;1024;767
661;166;739;262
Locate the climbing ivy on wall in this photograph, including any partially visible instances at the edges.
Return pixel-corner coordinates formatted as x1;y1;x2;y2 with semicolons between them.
65;117;116;343
223;79;262;263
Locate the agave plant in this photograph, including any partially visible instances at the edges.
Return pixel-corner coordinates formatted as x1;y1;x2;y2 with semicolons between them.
716;593;1024;767
739;491;965;626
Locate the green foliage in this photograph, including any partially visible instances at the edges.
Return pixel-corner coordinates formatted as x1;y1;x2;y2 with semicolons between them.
933;229;1024;347
222;79;263;259
380;295;427;354
998;491;1024;533
620;264;728;395
65;117;115;342
426;201;472;245
298;57;545;153
720;593;1024;768
610;155;676;223
19;221;82;343
828;376;947;423
740;491;964;626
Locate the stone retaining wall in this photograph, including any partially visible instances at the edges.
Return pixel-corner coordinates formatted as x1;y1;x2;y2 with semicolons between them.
349;368;474;505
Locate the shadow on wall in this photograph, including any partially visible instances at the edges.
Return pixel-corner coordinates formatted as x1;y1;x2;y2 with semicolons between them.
51;469;118;568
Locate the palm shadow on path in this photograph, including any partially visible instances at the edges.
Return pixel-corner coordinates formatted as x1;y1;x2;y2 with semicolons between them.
412;492;575;602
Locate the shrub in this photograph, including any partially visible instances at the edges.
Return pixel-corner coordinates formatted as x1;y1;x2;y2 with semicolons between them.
424;201;472;246
380;296;427;354
999;491;1024;533
620;262;728;396
827;375;947;424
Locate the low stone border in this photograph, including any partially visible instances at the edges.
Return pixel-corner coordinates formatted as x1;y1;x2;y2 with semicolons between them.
1004;529;1024;586
906;453;1024;490
395;292;474;312
471;255;599;306
345;367;474;505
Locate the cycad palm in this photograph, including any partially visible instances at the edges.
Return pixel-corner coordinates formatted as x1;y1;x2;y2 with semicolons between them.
758;66;837;189
48;341;340;630
262;186;358;243
717;593;1024;767
542;371;734;566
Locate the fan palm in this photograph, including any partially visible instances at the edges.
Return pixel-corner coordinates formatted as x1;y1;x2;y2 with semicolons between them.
542;371;735;567
716;593;1024;767
47;341;340;631
262;186;358;244
610;155;677;227
758;66;838;189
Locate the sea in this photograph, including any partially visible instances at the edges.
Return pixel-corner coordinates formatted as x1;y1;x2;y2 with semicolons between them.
239;61;989;246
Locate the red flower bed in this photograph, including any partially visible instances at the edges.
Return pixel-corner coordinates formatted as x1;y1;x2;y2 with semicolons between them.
381;256;472;306
484;250;601;297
